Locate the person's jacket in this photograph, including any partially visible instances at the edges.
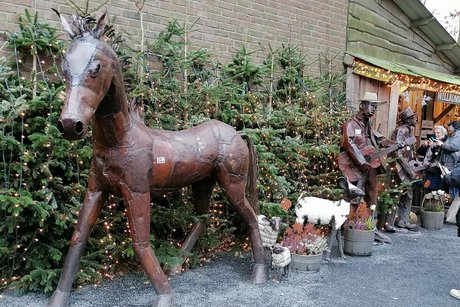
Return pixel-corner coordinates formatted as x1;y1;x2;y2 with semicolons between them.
443;162;460;188
440;130;460;170
423;135;448;170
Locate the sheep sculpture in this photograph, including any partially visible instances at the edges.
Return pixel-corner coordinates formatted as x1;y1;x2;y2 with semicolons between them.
295;178;365;261
257;215;290;280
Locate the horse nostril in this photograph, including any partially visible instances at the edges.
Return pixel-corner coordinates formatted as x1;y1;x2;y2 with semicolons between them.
57;120;64;134
58;118;85;140
75;121;84;135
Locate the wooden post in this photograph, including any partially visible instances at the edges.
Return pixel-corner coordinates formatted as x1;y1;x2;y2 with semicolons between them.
388;81;400;137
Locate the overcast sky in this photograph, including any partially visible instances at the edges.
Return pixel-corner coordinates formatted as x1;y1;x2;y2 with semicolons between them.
423;0;460;38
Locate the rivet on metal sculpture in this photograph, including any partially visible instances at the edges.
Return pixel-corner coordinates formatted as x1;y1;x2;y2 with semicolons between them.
47;11;267;307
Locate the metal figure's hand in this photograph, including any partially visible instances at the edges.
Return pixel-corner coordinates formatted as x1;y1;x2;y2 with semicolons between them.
360;162;372;172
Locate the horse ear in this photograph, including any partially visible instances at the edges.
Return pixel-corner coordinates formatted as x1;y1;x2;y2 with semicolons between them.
337;176;348;191
52;9;75;38
94;11;107;38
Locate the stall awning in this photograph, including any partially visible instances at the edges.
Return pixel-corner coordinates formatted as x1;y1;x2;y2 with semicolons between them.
348;52;460;86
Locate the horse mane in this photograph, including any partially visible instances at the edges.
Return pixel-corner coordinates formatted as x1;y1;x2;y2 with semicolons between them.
128;98;147;125
54;9;122;49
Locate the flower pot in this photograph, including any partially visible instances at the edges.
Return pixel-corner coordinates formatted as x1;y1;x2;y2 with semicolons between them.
290;252;322;272
343;228;374;256
421;211;444;230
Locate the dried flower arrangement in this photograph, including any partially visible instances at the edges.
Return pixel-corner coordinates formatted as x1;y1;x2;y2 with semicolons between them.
280;223;327;255
345;203;374;231
423;190;445;212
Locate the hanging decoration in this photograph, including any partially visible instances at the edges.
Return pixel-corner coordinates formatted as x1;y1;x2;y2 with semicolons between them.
352;60;460;95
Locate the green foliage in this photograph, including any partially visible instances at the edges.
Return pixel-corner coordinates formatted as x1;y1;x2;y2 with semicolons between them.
1;11;351;293
377;173;417;214
422;191;445;212
5;9;63;56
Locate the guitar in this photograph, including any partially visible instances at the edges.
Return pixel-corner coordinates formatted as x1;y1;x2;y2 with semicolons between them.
396;159;422;180
338;136;416;182
398;160;445;180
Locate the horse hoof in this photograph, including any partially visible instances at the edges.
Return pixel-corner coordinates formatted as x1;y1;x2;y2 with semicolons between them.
47;289;70;307
251;263;268;284
152;294;172;307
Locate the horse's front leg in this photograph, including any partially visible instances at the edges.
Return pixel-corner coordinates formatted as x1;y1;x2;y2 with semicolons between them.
123;190;172;307
47;190;108;307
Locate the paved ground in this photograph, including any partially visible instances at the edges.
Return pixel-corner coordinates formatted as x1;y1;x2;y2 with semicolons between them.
1;223;460;307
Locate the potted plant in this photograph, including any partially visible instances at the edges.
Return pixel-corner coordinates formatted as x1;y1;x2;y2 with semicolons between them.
421;190;445;230
280;223;327;272
343;203;375;256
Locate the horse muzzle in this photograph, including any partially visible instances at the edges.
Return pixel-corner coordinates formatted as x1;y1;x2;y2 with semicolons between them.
58;118;86;140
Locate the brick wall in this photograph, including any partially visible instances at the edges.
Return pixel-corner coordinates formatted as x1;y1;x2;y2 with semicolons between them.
0;0;348;77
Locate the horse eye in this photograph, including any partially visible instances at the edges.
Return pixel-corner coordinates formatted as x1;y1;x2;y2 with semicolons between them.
89;62;101;78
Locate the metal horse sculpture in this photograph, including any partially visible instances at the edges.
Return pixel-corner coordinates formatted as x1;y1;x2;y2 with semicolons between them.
48;12;267;307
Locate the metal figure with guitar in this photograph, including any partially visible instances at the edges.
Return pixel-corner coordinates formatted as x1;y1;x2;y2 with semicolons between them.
388;107;420;232
339;92;400;215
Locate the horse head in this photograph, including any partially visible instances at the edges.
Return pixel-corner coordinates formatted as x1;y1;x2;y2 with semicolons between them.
56;11;123;140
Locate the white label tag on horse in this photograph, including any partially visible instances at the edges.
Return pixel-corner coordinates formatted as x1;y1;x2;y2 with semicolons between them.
156;157;165;164
355;129;362;135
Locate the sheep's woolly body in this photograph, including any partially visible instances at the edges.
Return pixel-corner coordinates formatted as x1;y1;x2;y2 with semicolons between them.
271;246;291;268
257;215;279;248
295;196;350;229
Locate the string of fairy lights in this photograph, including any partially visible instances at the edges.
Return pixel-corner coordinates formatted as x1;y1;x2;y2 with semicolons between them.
353;60;460;94
352;58;460;229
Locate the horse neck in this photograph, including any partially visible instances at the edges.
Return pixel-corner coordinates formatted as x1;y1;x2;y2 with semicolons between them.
92;71;131;149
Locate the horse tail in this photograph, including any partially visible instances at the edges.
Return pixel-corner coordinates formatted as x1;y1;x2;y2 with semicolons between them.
239;132;259;214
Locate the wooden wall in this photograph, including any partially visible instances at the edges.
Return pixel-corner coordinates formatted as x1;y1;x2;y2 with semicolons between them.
347;0;455;74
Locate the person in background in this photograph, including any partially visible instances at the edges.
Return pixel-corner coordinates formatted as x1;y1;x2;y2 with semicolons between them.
437;121;460;199
441;162;460;238
418;125;447;160
420;125;448;191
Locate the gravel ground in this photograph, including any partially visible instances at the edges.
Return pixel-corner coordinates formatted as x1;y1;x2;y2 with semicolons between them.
1;223;460;307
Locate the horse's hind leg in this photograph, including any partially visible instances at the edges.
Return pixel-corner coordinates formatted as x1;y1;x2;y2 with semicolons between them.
124;191;172;307
169;178;214;276
47;190;107;307
218;177;268;283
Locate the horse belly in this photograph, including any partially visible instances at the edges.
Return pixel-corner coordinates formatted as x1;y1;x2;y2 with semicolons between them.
149;159;214;192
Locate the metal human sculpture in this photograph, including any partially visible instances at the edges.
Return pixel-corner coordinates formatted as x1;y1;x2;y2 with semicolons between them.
47;12;267;307
338;92;396;212
388;107;419;232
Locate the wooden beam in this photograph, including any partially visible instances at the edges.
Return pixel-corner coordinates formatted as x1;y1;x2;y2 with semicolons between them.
433;104;456;124
343;54;355;67
436;43;458;51
411;17;434;27
388;81;400;137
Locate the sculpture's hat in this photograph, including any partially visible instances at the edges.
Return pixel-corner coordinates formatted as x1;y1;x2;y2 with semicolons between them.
399;107;416;121
358;92;384;104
